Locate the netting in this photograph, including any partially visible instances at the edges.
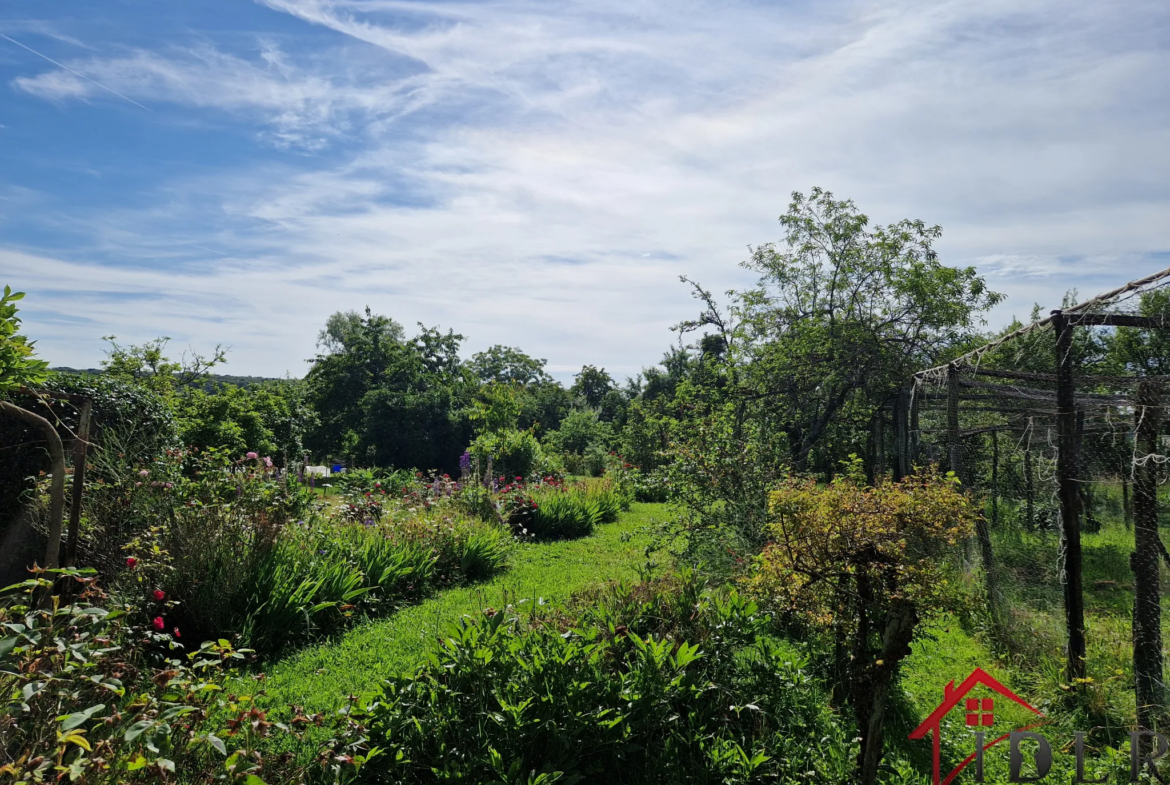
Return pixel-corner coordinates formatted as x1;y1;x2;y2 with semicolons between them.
884;266;1170;726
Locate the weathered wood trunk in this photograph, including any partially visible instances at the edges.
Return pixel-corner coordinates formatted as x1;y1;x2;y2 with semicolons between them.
856;601;918;785
65;399;91;570
1132;380;1164;728
0;401;66;574
1053;310;1087;683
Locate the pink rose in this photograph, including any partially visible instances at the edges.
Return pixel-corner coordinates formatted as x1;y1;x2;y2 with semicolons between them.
246;452;258;460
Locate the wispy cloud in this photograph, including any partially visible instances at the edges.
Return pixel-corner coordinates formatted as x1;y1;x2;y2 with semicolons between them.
2;0;1168;377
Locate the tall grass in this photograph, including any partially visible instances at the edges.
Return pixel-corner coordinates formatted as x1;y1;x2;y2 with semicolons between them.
529;478;631;539
158;502;510;657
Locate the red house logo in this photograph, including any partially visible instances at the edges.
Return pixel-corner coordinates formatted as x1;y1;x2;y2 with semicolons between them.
908;668;1045;785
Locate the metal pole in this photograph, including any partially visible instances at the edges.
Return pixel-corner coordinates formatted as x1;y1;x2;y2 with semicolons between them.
1053;309;1087;683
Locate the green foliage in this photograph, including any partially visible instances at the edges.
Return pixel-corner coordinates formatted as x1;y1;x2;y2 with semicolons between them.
469;382;524;435
543;408;613;456
747;465;977;782
570;364;614;408
527;479;628;540
469;345;551;385
469;428;542;481
342;573;853;784
175;380;315;463
306;311;473;474
0;286;48;394
0;569;285;784
117;453;509;657
99;335;226;400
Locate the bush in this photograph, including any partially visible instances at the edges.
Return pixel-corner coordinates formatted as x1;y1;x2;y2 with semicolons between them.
341;572;854;784
0;569;305;784
99;450;509;658
468;428;541;481
525;478;630;540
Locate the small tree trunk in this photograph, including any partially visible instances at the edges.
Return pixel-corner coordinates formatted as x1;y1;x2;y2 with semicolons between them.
0;400;66;572
857;600;919;785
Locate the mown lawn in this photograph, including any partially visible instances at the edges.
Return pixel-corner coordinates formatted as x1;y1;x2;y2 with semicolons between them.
244;502;670;717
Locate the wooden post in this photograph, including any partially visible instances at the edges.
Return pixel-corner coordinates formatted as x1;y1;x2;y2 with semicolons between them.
0;401;66;574
909;385;920;470
892;386;910;482
65;399;92;570
1053;309;1087;684
949;363;997;611
1133;381;1163;728
947;363;964;481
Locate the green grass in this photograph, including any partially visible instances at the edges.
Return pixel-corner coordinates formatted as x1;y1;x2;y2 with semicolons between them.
243;502;669;716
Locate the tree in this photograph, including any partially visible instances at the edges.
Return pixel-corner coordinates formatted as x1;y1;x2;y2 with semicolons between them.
305;311;473;472
731;188;1002;470
748;463;975;785
0;286;64;572
469;346;551;385
571;365;614;408
317;308;404;354
101;335;226;398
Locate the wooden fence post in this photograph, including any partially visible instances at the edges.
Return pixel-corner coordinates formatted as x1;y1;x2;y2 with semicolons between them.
65;398;92;570
946;363;964;481
1133;380;1164;728
1053;309;1087;683
892;386;910;482
949;363;997;613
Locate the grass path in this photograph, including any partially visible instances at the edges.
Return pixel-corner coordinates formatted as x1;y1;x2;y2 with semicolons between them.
248;502;669;715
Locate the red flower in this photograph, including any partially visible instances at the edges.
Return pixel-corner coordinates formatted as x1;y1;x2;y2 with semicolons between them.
125;557;138;568
152;616;165;631
173;627;181;638
153;590;165;601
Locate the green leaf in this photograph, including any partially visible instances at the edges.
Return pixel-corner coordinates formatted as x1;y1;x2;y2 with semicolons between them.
0;636;18;659
206;734;227;756
60;703;105;730
124;719;155;742
244;775;268;785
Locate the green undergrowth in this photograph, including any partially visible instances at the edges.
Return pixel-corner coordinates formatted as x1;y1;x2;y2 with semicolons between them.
242;502;669;720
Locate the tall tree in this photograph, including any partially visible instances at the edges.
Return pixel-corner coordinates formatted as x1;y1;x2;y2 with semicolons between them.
685;188;1002;471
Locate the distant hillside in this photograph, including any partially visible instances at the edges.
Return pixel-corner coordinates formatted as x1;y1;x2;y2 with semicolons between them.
50;368;292;388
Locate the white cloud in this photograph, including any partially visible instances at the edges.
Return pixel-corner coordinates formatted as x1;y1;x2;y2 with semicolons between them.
3;0;1169;379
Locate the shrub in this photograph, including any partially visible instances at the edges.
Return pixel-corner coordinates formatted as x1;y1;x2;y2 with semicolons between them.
340;572;854;784
468;428;541;481
524;478;630;540
745;462;976;785
0;568;307;784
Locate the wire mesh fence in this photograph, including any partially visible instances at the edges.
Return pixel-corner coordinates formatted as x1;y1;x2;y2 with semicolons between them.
883;266;1170;728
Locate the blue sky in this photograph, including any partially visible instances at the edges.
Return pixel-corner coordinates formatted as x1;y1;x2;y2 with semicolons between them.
1;0;1168;382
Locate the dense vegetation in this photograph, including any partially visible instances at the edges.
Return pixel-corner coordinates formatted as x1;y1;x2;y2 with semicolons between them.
3;190;1168;784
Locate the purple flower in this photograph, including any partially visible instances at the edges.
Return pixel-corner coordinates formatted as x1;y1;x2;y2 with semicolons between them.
459;451;472;477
